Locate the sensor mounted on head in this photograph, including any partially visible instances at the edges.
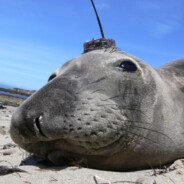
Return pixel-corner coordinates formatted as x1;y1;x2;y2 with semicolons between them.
83;0;117;53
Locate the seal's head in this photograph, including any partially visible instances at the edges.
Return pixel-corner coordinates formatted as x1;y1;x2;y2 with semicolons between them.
10;49;184;171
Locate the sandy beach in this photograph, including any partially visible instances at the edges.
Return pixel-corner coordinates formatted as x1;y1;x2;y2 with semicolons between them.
1;105;184;184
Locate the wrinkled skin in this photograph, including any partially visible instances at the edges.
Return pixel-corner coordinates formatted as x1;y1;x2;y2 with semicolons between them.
10;49;184;171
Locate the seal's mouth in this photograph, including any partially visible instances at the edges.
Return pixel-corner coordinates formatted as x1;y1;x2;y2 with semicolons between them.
22;130;127;160
21;133;128;168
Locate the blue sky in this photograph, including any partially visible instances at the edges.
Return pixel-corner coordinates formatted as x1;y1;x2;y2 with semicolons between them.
0;0;183;90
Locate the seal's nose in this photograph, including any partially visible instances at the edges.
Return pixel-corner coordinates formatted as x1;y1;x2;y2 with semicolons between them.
10;106;46;147
34;115;48;138
11;108;30;145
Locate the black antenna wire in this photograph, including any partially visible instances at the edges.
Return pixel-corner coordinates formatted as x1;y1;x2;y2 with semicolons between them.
91;0;105;38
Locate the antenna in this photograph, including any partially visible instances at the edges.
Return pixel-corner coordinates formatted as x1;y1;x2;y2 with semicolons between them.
83;0;116;53
91;0;105;38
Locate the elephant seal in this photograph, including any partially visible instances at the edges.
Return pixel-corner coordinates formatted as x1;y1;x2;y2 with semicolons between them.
10;49;184;171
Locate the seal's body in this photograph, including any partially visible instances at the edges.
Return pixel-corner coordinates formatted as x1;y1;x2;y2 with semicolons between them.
10;50;184;171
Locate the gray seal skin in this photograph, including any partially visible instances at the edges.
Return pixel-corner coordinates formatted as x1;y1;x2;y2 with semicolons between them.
10;49;184;171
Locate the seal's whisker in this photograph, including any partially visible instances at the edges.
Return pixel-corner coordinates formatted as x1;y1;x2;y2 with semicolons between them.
118;106;148;118
121;129;168;148
122;120;152;125
129;125;174;144
97;104;117;107
98;104;147;117
88;77;107;85
102;94;139;101
76;77;107;93
90;89;104;94
102;95;122;101
123;120;175;143
131;139;160;155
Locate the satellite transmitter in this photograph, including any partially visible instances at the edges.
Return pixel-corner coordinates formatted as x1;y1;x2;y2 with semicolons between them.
83;0;117;53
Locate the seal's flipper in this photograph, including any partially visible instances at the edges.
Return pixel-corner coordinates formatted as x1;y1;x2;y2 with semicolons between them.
161;57;184;71
161;58;184;88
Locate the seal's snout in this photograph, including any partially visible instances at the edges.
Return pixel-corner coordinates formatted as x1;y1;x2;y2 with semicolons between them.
11;108;31;145
10;75;80;149
10;106;47;147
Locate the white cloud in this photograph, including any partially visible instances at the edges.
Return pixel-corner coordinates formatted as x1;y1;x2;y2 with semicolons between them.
0;59;50;75
152;22;176;38
87;0;110;12
0;39;62;67
0;37;67;88
96;2;109;10
134;1;183;39
0;67;46;80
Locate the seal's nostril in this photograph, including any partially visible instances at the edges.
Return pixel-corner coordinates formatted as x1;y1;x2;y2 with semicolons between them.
35;116;47;138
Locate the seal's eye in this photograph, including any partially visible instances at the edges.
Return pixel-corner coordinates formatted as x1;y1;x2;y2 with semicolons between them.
48;73;56;81
119;61;137;72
